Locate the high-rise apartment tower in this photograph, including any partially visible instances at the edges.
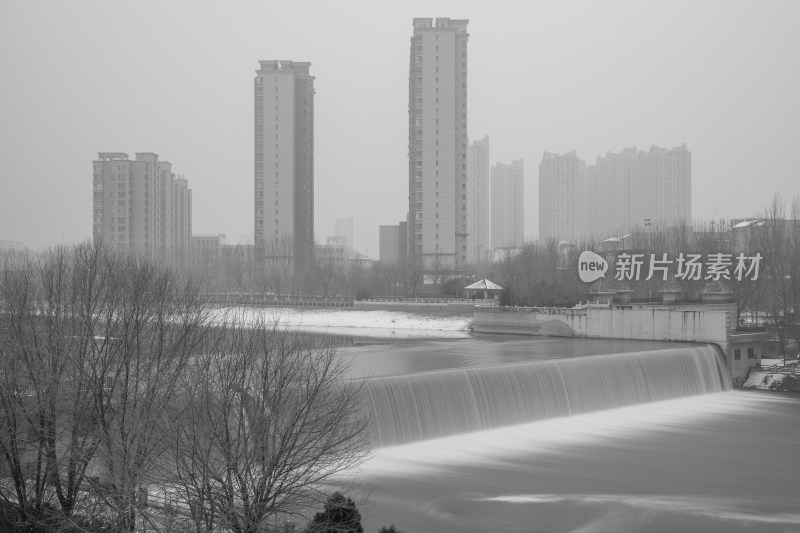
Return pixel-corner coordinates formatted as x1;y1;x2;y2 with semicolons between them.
334;216;354;254
584;147;638;239
491;159;524;248
407;18;469;272
92;152;191;267
539;151;586;244
254;60;314;272
632;145;692;231
467;135;490;262
541;145;692;243
584;144;692;240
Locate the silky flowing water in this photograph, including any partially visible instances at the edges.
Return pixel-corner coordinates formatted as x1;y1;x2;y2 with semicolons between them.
332;336;800;532
358;390;800;533
362;345;730;446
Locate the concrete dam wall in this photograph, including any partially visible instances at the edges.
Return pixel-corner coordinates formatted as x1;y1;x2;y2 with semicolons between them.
473;306;729;344
364;345;730;447
472;304;759;385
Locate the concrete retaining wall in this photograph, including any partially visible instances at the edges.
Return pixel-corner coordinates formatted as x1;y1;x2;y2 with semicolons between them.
473;305;758;384
473;306;728;343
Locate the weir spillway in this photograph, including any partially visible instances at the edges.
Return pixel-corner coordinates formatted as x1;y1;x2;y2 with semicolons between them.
363;345;730;447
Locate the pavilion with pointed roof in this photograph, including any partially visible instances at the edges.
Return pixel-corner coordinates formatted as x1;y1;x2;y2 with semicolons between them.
465;279;504;300
700;280;735;304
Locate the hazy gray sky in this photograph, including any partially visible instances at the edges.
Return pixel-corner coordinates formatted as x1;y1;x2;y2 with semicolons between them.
1;0;798;255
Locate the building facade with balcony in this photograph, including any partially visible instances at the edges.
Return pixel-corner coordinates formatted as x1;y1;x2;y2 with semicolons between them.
254;60;314;274
407;18;470;273
92;152;191;267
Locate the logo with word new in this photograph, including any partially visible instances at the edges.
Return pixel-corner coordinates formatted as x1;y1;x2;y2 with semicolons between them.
577;251;764;283
578;251;609;283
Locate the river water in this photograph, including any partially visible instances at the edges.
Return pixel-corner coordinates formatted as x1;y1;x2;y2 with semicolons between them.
341;334;696;379
359;390;800;533
338;335;799;532
245;307;800;532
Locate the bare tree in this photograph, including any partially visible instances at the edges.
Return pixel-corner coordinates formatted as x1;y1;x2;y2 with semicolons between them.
724;217;763;325
263;236;297;298
0;245;112;526
224;246;250;296
788;197;800;354
314;253;343;300
341;260;366;300
428;254;450;293
495;246;524;305
1;244;373;533
757;194;794;358
164;321;371;533
398;256;423;298
88;252;213;532
374;262;398;298
0;244;215;532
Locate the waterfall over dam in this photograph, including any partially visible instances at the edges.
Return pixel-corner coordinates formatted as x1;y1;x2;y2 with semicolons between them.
363;345;730;447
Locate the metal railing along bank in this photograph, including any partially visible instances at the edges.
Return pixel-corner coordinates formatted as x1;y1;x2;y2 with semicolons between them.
358;297;498;307
197;293;500;308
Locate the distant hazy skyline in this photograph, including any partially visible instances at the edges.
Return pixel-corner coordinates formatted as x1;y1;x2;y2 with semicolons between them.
2;0;798;255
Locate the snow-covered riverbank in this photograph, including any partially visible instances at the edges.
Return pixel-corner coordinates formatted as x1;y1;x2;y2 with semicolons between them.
219;306;473;340
743;359;800;392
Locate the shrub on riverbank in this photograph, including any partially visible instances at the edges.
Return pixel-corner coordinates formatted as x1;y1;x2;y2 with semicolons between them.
304;492;363;533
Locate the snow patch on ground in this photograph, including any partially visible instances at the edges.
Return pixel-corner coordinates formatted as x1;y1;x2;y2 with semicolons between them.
743;372;786;390
220;306;473;339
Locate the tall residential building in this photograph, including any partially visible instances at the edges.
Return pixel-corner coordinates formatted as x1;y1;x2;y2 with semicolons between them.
379;221;408;264
254;60;314;273
632;144;692;230
92;152;191;266
334;216;354;253
585;147;638;238
407;17;469;272
172;175;191;266
191;233;226;278
491;160;524;248
467;135;490;262
583;144;692;240
398;221;408;265
539;151;586;244
379;225;401;264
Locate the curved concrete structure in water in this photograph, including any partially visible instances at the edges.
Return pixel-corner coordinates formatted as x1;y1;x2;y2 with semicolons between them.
363;345;730;447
